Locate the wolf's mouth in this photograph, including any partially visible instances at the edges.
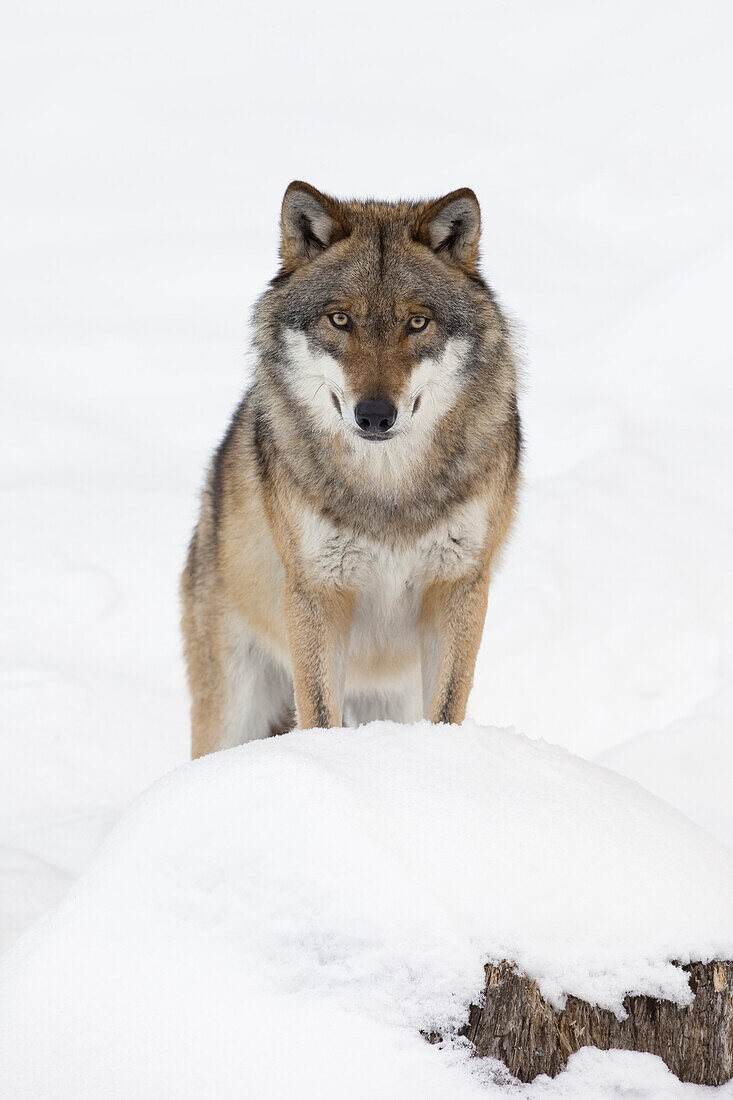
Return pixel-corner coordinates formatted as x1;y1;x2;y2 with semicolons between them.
358;430;394;442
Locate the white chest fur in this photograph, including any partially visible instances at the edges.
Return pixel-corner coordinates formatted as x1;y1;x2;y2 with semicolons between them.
296;498;488;672
298;497;487;589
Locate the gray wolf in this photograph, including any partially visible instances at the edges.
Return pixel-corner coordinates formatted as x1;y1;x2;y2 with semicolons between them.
181;181;520;757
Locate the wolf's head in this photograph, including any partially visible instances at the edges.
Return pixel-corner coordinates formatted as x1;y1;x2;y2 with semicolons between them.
255;182;513;473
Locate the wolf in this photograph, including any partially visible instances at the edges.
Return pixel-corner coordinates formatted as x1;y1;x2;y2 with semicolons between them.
181;182;520;757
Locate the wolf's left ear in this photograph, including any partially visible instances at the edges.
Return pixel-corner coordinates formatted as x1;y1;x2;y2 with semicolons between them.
280;181;348;269
416;188;481;273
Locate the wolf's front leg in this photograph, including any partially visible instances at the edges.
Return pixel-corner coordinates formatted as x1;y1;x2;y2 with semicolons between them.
283;577;352;729
420;571;490;725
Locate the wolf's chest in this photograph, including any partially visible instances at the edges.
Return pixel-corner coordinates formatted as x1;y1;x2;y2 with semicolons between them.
297;498;487;595
295;499;487;677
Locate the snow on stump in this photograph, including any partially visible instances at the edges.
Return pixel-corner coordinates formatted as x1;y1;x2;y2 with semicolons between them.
1;723;732;1098
460;959;733;1085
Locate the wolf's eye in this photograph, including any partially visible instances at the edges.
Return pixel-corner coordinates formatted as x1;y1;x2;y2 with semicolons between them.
329;312;352;330
407;315;429;332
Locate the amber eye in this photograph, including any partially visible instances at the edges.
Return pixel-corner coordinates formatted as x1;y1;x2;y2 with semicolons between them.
407;315;429;332
329;312;352;330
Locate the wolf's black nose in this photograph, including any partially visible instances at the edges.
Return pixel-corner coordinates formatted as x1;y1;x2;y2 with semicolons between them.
354;399;397;433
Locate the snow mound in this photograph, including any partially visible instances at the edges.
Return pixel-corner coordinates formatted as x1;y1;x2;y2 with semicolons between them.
0;722;731;1099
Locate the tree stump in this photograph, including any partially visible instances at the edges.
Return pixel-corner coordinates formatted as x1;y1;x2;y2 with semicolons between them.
459;960;733;1085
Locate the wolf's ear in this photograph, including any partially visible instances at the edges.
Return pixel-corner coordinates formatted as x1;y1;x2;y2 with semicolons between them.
280;181;347;268
416;188;481;272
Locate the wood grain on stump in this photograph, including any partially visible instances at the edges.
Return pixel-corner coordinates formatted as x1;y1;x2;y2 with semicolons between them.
459;960;733;1085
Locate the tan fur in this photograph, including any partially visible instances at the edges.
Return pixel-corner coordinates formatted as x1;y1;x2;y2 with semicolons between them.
182;183;521;757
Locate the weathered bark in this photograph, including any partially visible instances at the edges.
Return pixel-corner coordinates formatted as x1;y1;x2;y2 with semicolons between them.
459;960;733;1085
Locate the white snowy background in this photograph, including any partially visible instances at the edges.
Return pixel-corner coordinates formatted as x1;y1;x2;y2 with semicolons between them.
2;1;733;1096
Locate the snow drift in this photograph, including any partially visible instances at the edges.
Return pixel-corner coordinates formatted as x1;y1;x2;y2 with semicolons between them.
0;721;731;1099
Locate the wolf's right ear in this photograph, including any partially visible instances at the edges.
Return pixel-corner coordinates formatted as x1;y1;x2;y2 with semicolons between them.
280;181;347;269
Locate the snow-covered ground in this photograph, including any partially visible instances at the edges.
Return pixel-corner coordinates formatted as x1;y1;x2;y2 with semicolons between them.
2;723;733;1099
2;0;732;1094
